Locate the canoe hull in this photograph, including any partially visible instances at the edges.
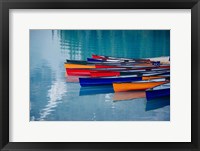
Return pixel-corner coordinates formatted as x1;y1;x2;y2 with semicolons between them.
87;58;103;62
142;75;167;80
67;68;169;77
66;68;128;76
90;71;121;77
65;64;95;69
66;68;91;76
92;54;150;62
146;88;170;101
91;72;169;79
80;76;142;87
66;60;89;65
92;54;106;59
113;81;167;92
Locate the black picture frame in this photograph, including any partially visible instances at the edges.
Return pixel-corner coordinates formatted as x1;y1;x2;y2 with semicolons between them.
0;0;199;151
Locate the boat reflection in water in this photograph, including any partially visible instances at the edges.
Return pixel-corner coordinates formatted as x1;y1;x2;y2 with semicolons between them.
113;91;146;101
79;85;114;96
66;75;89;83
145;96;170;111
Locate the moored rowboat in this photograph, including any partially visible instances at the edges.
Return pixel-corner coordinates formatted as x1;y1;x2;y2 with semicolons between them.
65;61;169;69
88;57;137;63
95;64;170;69
64;63;95;69
65;62;143;69
87;58;104;62
66;60;92;65
90;70;169;77
145;83;170;101
79;75;142;87
66;60;143;66
92;54;170;64
66;67;169;76
66;68;128;76
113;78;168;92
142;75;170;80
90;71;121;77
92;54;150;62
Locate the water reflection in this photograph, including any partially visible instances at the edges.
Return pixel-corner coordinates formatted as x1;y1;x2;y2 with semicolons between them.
38;80;67;120
66;75;80;83
79;86;114;96
113;91;146;101
145;96;170;111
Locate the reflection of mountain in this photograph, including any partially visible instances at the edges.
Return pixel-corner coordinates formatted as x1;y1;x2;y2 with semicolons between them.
58;30;170;60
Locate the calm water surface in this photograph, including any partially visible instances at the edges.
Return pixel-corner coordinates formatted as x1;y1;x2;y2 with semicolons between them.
30;30;170;121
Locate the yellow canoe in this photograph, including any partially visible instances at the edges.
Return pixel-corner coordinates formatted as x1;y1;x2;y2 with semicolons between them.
64;63;95;68
113;79;167;92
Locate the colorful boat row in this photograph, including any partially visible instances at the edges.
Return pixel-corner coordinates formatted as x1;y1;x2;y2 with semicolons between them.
66;68;170;76
65;54;170;101
66;60;158;69
79;83;170;101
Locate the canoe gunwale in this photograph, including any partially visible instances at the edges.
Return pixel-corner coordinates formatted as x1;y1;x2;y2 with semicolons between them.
146;82;170;91
113;78;168;84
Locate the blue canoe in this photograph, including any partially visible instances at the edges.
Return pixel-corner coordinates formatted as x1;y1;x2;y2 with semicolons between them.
145;83;170;101
87;58;103;62
79;75;142;87
87;58;136;63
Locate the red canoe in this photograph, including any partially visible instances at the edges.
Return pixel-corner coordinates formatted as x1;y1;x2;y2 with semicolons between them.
66;67;169;77
66;68;127;76
90;71;120;77
92;54;106;60
90;69;169;77
66;68;91;76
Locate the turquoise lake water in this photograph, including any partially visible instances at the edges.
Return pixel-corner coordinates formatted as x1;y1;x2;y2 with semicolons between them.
30;30;170;121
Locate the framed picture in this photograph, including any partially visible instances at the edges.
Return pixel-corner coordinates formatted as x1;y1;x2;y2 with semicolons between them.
0;0;199;150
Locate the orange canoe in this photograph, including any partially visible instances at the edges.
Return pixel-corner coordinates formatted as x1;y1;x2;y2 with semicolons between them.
64;63;95;69
113;79;168;92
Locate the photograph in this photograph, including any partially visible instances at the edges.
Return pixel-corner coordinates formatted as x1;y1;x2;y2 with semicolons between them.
30;30;170;121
